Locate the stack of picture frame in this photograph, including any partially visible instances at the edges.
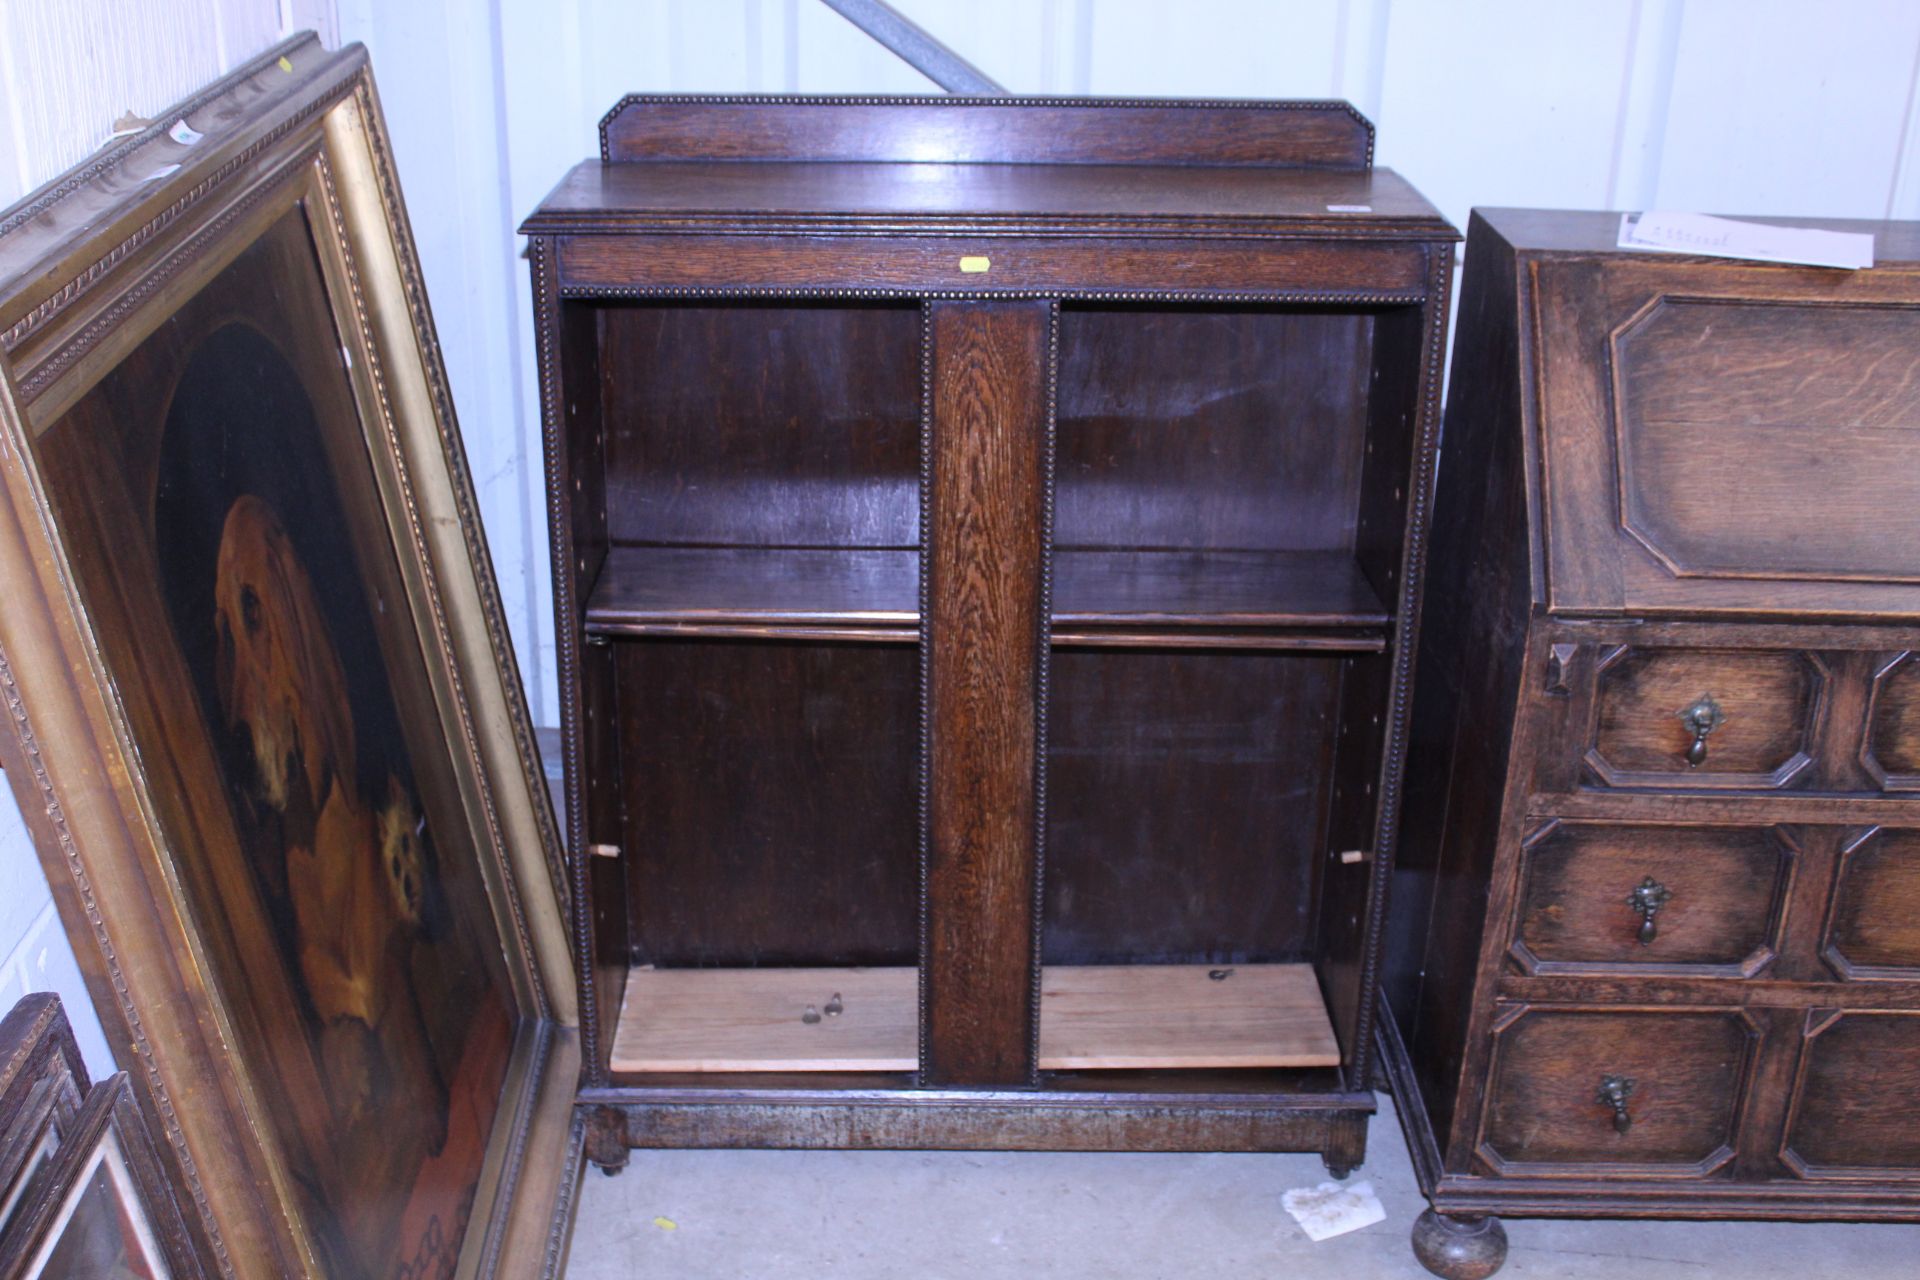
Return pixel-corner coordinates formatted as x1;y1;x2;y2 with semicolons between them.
0;993;201;1278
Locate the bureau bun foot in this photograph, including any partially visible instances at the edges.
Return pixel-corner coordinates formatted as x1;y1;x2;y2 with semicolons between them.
1411;1209;1507;1280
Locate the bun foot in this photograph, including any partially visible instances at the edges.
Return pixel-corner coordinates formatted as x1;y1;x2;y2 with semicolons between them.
1411;1209;1507;1280
1323;1163;1354;1181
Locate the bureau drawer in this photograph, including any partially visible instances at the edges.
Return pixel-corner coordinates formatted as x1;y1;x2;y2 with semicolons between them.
1781;1011;1920;1179
1866;652;1920;790
1478;1007;1755;1176
1511;822;1792;975
1585;646;1823;789
1821;827;1920;980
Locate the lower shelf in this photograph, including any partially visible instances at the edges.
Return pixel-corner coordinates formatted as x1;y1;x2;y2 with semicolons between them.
610;962;1340;1074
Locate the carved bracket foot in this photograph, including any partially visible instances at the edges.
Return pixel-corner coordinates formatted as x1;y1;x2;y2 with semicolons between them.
1411;1209;1507;1280
584;1107;631;1177
1319;1113;1368;1183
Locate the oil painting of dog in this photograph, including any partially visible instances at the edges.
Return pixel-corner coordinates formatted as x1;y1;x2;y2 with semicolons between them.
33;211;516;1279
212;493;448;1149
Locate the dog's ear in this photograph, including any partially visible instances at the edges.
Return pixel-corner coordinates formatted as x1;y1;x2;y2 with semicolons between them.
257;503;357;797
215;496;358;800
213;605;235;719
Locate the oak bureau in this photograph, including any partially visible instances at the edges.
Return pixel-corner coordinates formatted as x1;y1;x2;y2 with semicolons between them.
1385;208;1920;1277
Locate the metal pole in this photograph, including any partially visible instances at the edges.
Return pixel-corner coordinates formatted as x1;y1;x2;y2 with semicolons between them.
818;0;1009;94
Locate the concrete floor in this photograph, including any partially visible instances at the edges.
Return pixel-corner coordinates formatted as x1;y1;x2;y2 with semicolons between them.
562;1094;1920;1278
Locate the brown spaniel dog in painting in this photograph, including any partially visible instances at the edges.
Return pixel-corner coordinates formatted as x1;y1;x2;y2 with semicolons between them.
213;494;444;1144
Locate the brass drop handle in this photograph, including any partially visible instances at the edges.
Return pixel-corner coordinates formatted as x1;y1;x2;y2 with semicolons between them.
1627;876;1672;946
1596;1074;1636;1134
1677;694;1726;767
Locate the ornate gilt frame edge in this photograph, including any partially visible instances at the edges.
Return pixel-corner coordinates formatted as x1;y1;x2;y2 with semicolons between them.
0;32;577;1280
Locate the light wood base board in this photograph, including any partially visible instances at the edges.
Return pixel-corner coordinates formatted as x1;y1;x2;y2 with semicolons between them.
609;962;1339;1074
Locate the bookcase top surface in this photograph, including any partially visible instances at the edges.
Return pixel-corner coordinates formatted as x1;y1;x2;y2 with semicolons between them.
526;94;1452;238
522;159;1450;238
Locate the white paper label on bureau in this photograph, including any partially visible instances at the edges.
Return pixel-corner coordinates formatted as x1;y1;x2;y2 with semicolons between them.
1618;211;1874;270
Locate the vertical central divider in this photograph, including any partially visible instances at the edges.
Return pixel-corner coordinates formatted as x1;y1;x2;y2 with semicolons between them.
921;298;1055;1087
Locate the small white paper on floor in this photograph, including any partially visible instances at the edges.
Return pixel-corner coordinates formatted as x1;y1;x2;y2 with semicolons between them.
1280;1179;1387;1242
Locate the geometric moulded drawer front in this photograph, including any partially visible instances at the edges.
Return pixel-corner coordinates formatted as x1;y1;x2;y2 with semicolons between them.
1612;298;1920;583
1822;828;1920;979
1479;1008;1754;1176
1866;652;1920;789
1588;647;1821;788
1512;823;1791;975
1782;1012;1920;1178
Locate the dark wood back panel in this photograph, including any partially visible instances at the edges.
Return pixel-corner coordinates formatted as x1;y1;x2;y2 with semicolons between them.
1043;649;1342;965
595;300;922;548
601;97;1373;170
615;639;920;967
1054;306;1374;552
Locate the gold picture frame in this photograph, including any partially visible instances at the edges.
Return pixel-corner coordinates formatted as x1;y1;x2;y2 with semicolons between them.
0;34;578;1278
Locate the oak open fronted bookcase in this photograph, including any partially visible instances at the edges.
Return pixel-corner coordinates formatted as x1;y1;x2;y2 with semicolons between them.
523;95;1455;1175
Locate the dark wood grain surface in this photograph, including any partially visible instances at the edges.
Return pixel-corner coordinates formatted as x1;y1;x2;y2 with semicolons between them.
1382;216;1536;1161
1044;650;1342;966
532;96;1455;1178
1823;828;1920;977
1512;823;1790;973
539;266;630;1080
598;97;1374;169
1532;252;1920;619
582;545;1387;635
1867;652;1920;786
1381;210;1920;1250
1614;298;1920;583
615;640;920;968
1588;647;1820;787
528;166;1455;241
1055;306;1375;553
1480;1008;1753;1172
922;300;1051;1086
1474;206;1920;263
554;234;1432;296
1780;1012;1920;1174
596;300;922;549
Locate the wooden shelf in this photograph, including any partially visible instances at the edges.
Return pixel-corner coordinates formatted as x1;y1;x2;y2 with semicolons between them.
584;546;1387;649
1053;550;1387;651
584;546;918;641
610;962;1339;1074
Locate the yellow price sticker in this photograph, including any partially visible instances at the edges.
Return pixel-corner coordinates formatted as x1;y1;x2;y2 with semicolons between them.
958;255;990;273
